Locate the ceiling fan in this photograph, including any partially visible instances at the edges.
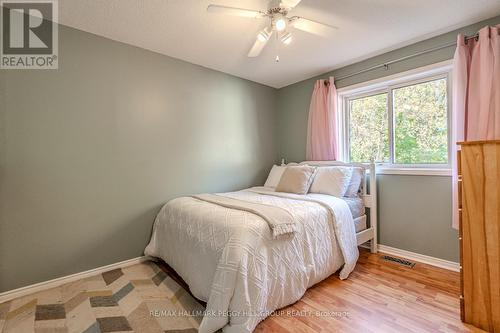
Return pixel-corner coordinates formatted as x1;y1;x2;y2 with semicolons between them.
207;0;337;60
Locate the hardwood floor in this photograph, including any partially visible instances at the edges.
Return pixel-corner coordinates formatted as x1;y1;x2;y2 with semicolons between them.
254;249;485;333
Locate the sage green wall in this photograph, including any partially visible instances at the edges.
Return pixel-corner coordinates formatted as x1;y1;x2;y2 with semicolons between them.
0;25;279;292
277;15;500;263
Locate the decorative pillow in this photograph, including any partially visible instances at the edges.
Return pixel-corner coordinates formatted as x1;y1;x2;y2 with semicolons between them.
264;165;286;188
309;166;353;197
275;165;317;194
345;167;364;197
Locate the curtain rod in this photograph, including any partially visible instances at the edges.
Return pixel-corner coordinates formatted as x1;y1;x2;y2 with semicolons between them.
325;33;479;84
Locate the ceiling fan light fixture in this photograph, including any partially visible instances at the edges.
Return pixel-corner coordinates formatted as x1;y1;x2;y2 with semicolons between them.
207;0;337;60
280;32;292;45
275;17;286;31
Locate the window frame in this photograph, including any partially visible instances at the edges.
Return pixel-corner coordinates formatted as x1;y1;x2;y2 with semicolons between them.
337;61;453;175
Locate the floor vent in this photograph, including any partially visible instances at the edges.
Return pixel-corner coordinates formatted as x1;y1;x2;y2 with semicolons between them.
381;255;416;268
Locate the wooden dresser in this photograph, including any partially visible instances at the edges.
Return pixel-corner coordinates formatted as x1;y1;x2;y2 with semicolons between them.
457;140;500;332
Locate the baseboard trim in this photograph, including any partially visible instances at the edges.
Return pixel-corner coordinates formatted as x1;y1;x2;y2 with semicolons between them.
0;256;149;304
378;245;459;272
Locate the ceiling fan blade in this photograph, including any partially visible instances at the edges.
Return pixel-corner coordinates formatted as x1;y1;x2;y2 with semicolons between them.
248;31;273;57
207;4;265;18
280;0;302;9
291;17;338;37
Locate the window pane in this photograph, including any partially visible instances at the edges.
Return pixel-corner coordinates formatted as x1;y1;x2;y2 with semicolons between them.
349;93;389;163
393;79;448;164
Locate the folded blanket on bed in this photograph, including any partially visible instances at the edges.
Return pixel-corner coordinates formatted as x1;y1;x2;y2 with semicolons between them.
192;193;297;239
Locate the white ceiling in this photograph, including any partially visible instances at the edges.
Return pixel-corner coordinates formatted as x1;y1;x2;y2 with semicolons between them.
58;0;500;88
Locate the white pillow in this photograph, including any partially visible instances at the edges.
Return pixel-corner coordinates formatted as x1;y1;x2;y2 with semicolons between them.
309;166;353;197
264;165;286;188
345;167;364;197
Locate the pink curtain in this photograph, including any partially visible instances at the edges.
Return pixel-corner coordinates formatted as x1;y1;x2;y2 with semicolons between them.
306;77;338;160
452;25;500;228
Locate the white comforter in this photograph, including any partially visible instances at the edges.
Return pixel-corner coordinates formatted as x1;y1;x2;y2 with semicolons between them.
144;187;359;333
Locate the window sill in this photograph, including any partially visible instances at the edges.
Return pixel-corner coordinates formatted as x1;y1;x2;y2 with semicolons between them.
374;167;452;176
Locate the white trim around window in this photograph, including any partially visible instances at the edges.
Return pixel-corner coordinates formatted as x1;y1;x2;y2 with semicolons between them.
337;60;453;176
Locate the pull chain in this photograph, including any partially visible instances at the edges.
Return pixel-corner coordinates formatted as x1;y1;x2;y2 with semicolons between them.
275;31;280;63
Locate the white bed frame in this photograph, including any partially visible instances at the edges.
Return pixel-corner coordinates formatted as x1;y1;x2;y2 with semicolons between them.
298;160;378;253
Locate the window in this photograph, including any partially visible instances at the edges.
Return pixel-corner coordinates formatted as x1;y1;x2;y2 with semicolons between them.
349;93;389;163
340;65;451;170
392;79;448;164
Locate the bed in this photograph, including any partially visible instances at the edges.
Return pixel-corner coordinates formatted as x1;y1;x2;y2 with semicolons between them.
144;161;377;333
